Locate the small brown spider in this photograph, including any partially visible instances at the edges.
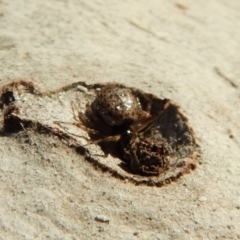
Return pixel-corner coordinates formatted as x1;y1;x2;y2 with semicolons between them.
55;83;170;176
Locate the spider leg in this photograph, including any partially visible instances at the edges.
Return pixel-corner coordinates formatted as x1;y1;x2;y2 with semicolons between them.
72;101;102;129
130;148;159;176
132;88;153;113
84;102;103;124
54;121;98;135
130;99;170;134
56;100;100;135
71;101;92;124
70;101;80;122
83;134;121;146
130;148;141;170
92;152;109;158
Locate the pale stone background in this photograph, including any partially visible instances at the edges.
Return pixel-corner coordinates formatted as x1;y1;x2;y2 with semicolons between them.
0;0;240;239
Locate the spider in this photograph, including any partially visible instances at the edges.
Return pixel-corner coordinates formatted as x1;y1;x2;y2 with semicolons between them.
55;83;170;176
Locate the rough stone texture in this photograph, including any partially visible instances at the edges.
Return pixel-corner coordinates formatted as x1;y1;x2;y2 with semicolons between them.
0;0;240;239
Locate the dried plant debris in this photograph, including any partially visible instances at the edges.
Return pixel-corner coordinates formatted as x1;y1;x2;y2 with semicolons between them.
0;80;200;187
